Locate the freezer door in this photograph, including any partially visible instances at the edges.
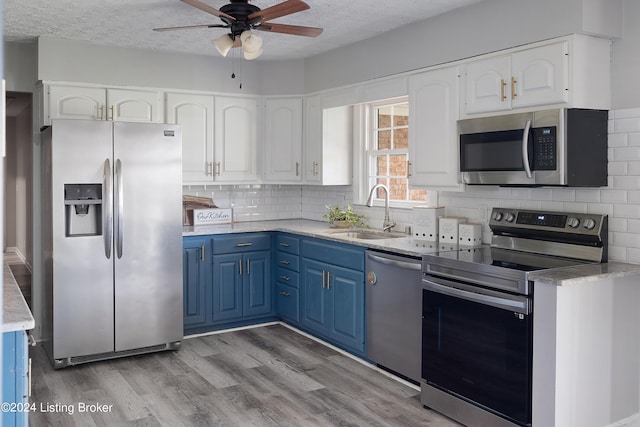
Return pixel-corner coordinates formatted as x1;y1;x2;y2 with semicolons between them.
113;122;183;351
50;119;115;359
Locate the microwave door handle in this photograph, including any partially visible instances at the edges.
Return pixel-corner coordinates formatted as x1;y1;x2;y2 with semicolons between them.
522;120;533;179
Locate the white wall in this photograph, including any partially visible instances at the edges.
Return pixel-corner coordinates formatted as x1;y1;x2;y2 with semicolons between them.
4;41;37;92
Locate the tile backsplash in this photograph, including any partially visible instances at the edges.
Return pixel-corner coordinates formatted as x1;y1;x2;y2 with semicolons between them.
184;108;640;264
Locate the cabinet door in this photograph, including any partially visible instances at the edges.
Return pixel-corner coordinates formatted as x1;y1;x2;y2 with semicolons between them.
511;42;569;109
183;238;209;327
47;85;106;122
215;96;258;182
327;265;365;353
263;98;303;182
212;253;243;322
303;94;322;183
464;56;511;114
2;331;28;427
243;251;272;317
408;66;462;189
167;92;215;183
107;88;163;123
276;283;299;324
301;259;330;335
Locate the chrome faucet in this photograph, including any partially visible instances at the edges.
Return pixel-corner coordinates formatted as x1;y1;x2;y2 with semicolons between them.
366;183;396;232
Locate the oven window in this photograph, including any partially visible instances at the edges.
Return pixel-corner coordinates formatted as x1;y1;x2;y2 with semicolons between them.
460;129;532;172
422;289;532;425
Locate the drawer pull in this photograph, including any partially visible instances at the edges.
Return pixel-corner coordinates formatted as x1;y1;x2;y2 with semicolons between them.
279;243;290;247
279;260;290;265
236;243;253;247
279;291;290;297
280;275;290;281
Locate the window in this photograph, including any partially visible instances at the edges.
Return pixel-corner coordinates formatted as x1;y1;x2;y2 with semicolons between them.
366;99;427;204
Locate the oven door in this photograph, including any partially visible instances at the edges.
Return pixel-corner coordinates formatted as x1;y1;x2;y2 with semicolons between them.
422;275;532;426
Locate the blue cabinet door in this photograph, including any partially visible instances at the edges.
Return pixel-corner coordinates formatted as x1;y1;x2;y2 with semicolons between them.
183;237;210;328
301;258;330;335
2;330;28;427
243;251;272;317
328;264;365;353
212;253;243;322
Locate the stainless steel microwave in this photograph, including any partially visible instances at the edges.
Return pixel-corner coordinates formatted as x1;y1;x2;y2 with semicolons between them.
458;108;608;186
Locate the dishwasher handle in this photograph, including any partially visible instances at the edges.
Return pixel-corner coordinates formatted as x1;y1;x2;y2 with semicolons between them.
367;252;421;270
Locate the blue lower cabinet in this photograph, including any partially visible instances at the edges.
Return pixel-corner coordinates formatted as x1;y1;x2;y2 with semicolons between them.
212;250;272;323
183;237;212;329
300;238;365;355
2;330;29;427
276;283;299;323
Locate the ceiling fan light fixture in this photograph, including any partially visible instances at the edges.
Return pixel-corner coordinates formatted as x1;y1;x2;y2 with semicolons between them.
243;47;263;60
240;30;263;53
212;34;234;57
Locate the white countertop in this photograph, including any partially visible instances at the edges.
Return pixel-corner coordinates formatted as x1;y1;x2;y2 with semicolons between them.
185;219;640;286
183;219;460;257
3;264;35;333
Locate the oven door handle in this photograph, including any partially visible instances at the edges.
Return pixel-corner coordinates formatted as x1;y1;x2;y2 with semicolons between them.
423;277;530;315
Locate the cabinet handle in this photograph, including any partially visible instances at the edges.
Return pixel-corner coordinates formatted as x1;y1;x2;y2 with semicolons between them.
236;243;253;247
280;275;290;281
109;105;115;121
511;76;517;100
99;105;105;120
407;160;412;178
207;162;213;176
322;270;326;289
296;162;300;176
201;245;205;262
279;260;290;265
327;272;332;289
500;79;507;101
279;291;290;297
239;258;243;275
312;161;318;176
246;258;251;275
279;243;290;247
216;162;221;176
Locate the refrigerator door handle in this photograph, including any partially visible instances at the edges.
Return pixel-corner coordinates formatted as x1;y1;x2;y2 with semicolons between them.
103;159;113;259
115;158;124;259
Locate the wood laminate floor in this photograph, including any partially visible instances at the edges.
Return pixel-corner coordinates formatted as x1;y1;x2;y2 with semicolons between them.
4;251;461;426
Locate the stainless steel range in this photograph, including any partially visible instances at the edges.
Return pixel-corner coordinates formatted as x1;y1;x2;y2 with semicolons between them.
420;208;607;427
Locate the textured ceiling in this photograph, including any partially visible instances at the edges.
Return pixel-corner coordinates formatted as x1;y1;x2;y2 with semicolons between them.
3;0;485;61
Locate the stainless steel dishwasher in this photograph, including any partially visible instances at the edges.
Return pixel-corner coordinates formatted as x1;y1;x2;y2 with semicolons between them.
365;250;422;383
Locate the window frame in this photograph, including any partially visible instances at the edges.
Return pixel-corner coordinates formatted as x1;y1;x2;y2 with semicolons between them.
353;97;436;209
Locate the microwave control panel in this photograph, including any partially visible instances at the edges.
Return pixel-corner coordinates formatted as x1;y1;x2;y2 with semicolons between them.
532;127;557;170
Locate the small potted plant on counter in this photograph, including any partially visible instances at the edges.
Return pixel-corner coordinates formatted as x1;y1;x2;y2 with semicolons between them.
323;205;367;228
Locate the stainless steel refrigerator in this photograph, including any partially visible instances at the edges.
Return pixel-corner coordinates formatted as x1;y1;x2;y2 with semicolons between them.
40;119;183;368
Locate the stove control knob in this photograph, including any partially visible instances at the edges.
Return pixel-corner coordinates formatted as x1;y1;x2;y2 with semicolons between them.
492;211;503;221
504;213;516;222
567;217;581;228
583;218;597;230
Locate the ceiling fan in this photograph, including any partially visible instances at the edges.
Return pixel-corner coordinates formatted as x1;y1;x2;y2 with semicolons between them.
153;0;323;60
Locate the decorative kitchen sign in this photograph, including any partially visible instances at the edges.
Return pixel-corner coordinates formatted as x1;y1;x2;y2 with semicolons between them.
193;208;232;225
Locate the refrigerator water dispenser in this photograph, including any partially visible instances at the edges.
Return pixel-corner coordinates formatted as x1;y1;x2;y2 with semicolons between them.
64;184;102;237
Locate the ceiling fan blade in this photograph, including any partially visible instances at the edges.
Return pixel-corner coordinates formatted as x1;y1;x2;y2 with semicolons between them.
153;24;228;32
180;0;235;21
248;0;310;22
256;22;323;37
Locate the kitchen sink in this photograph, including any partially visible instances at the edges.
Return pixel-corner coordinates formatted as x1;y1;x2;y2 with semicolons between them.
329;230;407;240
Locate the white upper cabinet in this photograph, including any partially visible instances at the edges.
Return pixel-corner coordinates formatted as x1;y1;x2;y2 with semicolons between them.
303;94;352;186
46;84;163;124
408;66;462;190
463;42;568;115
262;97;303;183
214;96;258;182
166;92;215;183
462;36;609;117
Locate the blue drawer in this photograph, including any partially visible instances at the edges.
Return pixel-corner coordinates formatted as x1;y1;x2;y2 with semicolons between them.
301;238;365;271
275;234;300;255
276;283;299;323
276;268;299;288
212;233;271;254
275;251;299;271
